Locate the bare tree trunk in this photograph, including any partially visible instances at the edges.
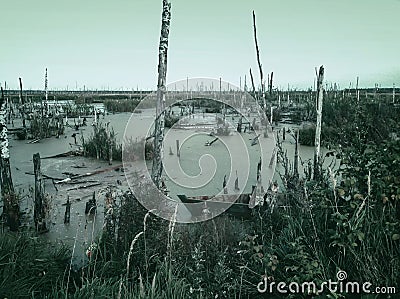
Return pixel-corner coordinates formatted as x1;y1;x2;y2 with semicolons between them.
33;153;47;232
44;68;48;116
313;66;324;180
0;87;18;231
269;71;274;95
19;77;26;128
252;10;265;108
249;68;256;95
151;0;172;188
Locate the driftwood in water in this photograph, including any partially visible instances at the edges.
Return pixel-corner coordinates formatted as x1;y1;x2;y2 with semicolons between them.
25;171;64;181
0;87;19;231
33;153;47;232
72;164;123;180
205;137;219;146
67;182;101;191
41;150;82;159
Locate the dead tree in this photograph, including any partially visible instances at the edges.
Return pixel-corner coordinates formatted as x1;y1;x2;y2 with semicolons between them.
249;68;256;95
252;10;265;108
19;77;26;128
0;87;19;231
151;0;172;188
313;66;324;179
33;153;47;232
269;71;274;95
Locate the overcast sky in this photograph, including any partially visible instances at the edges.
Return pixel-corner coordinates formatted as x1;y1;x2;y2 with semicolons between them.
1;0;399;90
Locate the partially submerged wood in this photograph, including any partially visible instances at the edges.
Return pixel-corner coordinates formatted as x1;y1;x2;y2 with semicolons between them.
41;150;82;159
67;182;101;191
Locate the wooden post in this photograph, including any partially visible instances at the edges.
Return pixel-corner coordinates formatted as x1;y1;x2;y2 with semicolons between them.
393;83;395;104
85;191;97;214
151;0;172;188
313;66;324;180
64;197;71;224
294;130;299;178
176;139;180;157
33;153;47;232
0;87;19;231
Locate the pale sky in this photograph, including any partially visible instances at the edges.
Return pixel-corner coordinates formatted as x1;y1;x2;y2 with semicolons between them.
1;0;399;90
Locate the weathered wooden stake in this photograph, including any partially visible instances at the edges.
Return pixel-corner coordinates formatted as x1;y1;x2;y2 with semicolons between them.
176;139;180;157
64;196;71;224
313;66;324;180
294;130;299;178
33;153;47;232
0;87;19;231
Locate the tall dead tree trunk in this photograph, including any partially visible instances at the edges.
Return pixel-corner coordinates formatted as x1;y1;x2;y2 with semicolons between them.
33;153;47;232
151;0;171;188
0;87;19;231
313;66;324;180
269;72;274;95
249;68;256;95
252;10;265;108
19;77;26;128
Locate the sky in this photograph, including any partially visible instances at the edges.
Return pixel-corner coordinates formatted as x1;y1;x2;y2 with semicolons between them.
1;0;399;91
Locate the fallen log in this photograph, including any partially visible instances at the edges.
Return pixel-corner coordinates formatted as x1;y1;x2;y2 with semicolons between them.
41;150;82;159
66;182;101;191
72;164;123;180
25;171;64;181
